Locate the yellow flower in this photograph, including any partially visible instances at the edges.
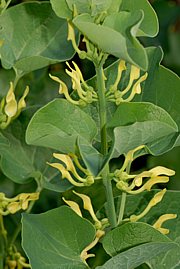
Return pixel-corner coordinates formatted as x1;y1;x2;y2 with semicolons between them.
53;153;85;182
62;197;82;217
49;73;84;106
130;189;166;222
121;65;140;96
17;86;29;113
73;191;101;228
47;162;85;187
80;230;105;262
109;60;126;92
7;202;21;214
4;82;18;117
120;166;175;194
1;192;39;215
18;192;39;210
153;213;177;234
123;72;148;102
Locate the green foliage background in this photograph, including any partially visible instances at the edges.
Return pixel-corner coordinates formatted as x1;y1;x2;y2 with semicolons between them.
0;0;179;268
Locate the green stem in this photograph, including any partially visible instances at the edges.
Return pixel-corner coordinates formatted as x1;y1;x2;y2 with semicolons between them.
117;192;126;224
95;64;107;154
0;214;8;248
95;62;117;228
1;0;12;14
117;162;131;225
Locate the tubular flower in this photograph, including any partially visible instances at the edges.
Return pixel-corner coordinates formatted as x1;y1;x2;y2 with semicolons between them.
6;252;31;269
124;166;175;194
49;74;81;105
0;82;29;129
62;192;106;263
47;153;94;187
114;145;145;184
67;21;86;59
63;192;109;229
81;230;105;263
114;146;175;194
106;60;148;105
62;197;82;217
108;60;126;93
129;189;167;222
65;61;97;104
153;214;177;235
73;191;101;228
4;82;17;117
49;61;97;106
0;192;39;215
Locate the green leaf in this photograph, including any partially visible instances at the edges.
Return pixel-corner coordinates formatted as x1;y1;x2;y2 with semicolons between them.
26;99;97;153
43;175;72;193
0;2;75;74
51;0;112;18
0;131;35;183
78;137;114;177
97;242;176;269
0;111;71;189
50;0;72;19
107;102;178;157
120;0;159;37
124;190;180;269
22;206;96;269
135;47;180;129
113;122;178;157
66;0;91;14
108;102;177;130
107;0;122;14
102;222;170;256
73;11;148;70
90;0;112;16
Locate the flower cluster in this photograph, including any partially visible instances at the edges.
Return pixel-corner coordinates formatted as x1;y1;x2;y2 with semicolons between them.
48;153;95;187
106;60;148;104
0;192;39;215
0;82;29;129
63;191;108;262
50;61;97;106
113;145;177;234
5;252;31;269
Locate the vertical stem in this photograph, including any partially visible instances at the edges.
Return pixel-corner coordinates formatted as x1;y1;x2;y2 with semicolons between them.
117;162;131;225
117;192;127;224
95;63;117;228
0;215;8;247
95;64;107;154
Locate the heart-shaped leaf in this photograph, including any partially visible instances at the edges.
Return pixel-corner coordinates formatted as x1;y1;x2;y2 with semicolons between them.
102;222;170;256
107;102;178;157
0;2;75;75
97;242;176;269
26;99;97;154
22;206;96;269
73;11;148;70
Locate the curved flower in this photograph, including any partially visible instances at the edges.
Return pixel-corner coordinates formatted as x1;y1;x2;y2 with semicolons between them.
62;197;82;217
129;189;166;222
0;82;29;129
153;213;177;234
73;191;101;227
4;82;17;117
